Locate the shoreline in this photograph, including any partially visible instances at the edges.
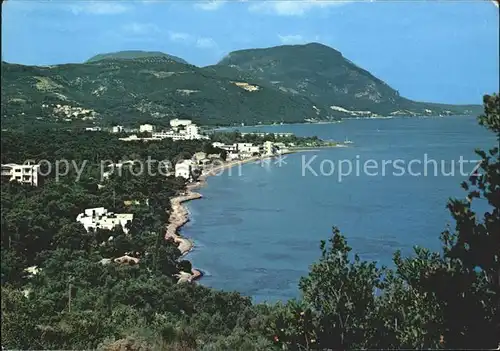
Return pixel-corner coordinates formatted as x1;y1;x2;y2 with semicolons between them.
165;147;344;283
204;113;478;131
165;191;202;282
165;156;263;283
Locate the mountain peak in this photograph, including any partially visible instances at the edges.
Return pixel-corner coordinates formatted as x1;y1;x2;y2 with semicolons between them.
216;43;478;116
85;50;189;65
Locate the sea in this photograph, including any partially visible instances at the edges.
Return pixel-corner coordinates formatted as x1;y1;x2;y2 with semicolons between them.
182;116;497;303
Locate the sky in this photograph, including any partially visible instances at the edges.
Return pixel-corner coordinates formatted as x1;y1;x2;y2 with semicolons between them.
2;0;499;104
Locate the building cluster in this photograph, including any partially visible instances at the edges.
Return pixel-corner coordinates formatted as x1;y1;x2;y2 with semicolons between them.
170;139;292;181
174;153;223;181
76;207;134;235
240;132;294;138
212;141;289;160
1;162;41;186
116;119;209;142
44;104;97;121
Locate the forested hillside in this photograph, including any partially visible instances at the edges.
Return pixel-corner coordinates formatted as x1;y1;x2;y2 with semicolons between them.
1;44;482;130
1;94;498;350
217;43;482;117
1;57;333;128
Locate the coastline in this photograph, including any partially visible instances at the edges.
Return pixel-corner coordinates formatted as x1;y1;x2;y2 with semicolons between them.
165;156;262;283
205;113;477;131
165;147;344;283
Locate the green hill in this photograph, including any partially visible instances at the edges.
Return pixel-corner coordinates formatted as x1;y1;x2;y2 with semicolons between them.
1;57;333;128
216;42;481;117
1;43;482;129
86;50;189;65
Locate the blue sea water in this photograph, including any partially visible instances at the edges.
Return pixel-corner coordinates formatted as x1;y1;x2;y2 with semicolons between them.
182;116;497;303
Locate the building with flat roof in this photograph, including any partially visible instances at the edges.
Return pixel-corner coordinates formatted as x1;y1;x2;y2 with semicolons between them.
1;162;41;186
139;124;155;133
76;207;134;234
212;142;238;152
85;126;101;132
111;125;124;133
170;119;192;128
175;160;195;180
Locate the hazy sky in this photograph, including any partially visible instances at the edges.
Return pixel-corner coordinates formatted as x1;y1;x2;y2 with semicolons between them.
2;0;499;104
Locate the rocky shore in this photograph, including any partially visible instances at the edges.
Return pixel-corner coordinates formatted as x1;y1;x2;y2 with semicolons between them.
165;191;203;283
166;156;262;283
166;150;344;284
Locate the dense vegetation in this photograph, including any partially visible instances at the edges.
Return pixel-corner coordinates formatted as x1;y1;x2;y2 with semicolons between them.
217;43;482;117
1;44;481;130
86;51;189;65
1;57;333;129
1;94;498;350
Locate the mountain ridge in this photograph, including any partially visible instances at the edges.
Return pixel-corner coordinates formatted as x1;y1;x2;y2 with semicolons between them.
1;43;482;129
86;50;189;65
216;43;481;117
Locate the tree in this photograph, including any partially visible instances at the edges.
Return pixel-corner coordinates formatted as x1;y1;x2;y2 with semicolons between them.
416;93;499;348
270;93;499;350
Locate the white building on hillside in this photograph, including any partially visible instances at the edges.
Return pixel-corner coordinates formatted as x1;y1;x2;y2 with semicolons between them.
139;124;154;133
76;207;134;234
175;160;195;180
237;143;261;155
119;135;140;141
263;141;276;156
192;152;207;165
154;120;207;140
185;124;201;139
1;162;41;186
111;125;124;133
212;142;238;152
170;119;192;128
119;120;207;142
152;130;176;140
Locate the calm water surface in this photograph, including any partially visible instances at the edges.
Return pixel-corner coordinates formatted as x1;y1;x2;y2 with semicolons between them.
183;117;496;303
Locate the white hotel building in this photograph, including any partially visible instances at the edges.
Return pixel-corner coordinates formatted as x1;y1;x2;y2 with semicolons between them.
175;159;196;180
1;162;41;186
76;207;134;235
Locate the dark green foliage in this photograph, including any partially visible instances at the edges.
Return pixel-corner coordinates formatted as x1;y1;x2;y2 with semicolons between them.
0;129;266;350
264;94;499;350
1;95;497;350
1;57;334;128
2;43;481;130
217;42;482;117
86;50;189;65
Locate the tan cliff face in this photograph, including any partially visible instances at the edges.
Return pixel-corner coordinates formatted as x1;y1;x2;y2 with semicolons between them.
231;81;260;92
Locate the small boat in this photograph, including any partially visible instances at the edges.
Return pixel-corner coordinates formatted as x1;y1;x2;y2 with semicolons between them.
344;137;353;144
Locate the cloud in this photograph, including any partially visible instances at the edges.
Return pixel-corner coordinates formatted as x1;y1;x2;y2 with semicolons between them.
122;23;160;35
69;1;131;15
6;0;131;15
278;34;305;44
196;37;217;49
168;31;218;50
194;1;226;11
168;31;192;42
278;34;321;45
248;0;348;16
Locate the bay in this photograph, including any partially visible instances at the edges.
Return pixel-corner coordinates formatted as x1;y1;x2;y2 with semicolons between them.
182;116;496;303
